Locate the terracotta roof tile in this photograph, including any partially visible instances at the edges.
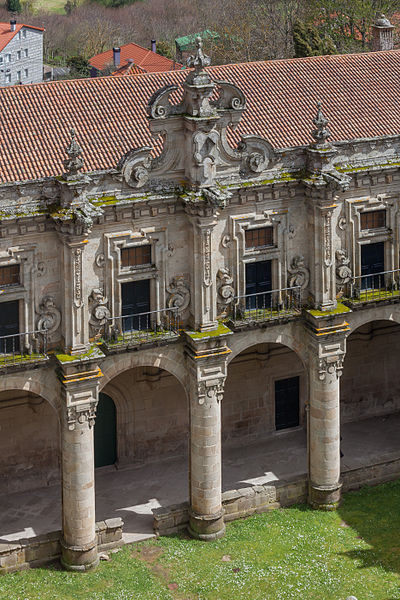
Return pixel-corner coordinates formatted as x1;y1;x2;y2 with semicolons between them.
89;42;181;74
2;50;400;182
0;22;44;52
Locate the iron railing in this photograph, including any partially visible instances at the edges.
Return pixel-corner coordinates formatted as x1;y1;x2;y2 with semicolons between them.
104;307;180;345
231;286;302;324
0;329;48;368
349;268;400;302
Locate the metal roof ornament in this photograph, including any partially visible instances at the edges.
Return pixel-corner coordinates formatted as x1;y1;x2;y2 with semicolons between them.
186;36;211;74
63;127;84;179
311;101;331;147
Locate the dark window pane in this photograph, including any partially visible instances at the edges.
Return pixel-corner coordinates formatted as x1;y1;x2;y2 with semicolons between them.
245;227;273;248
0;265;20;286
361;210;386;230
121;245;151;267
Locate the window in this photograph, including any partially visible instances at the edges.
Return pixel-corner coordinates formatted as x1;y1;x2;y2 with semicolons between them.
245;226;273;249
361;210;386;230
0;57;3;64
18;31;21;40
22;29;27;38
16;71;21;82
5;54;11;63
5;73;11;84
17;50;21;61
121;245;151;267
24;68;28;78
24;48;28;58
0;265;20;287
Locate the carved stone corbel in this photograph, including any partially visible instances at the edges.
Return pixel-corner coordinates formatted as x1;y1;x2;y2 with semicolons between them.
237;135;275;176
36;295;61;335
335;249;352;294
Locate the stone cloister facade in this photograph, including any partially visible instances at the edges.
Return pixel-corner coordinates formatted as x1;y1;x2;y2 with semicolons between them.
1;42;400;571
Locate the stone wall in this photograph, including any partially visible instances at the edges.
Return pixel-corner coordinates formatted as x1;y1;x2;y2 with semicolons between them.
223;343;305;445
0;517;123;574
341;321;400;422
0;391;60;494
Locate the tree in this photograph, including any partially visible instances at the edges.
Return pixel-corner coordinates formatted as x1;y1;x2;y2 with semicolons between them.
66;55;90;77
293;20;336;57
7;0;21;13
156;40;173;59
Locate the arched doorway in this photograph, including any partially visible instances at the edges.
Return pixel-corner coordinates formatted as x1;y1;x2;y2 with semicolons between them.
94;392;117;468
223;341;307;489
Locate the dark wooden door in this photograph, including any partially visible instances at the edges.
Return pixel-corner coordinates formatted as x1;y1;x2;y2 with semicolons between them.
121;279;150;331
94;393;117;468
275;376;300;431
361;242;385;289
245;261;272;309
0;300;19;353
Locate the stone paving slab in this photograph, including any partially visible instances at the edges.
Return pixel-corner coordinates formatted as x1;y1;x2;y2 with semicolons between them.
0;413;399;544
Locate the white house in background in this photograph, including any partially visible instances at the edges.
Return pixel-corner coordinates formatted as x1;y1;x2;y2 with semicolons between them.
0;19;44;86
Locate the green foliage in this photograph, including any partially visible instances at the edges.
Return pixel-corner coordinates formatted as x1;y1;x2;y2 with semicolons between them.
6;0;21;12
89;0;138;6
1;480;400;599
66;55;90;77
156;40;173;60
293;20;336;57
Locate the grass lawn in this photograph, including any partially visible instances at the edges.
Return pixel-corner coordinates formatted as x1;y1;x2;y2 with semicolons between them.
1;480;400;599
34;0;66;14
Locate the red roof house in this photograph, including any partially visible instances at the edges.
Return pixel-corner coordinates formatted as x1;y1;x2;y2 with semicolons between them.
89;42;181;77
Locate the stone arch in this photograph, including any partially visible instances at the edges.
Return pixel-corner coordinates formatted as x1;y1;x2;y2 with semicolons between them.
227;324;309;370
346;305;400;336
99;345;188;398
0;368;61;416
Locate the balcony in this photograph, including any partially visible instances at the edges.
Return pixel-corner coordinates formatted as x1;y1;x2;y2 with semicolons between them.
102;307;180;352
344;268;400;307
0;330;49;371
229;286;302;329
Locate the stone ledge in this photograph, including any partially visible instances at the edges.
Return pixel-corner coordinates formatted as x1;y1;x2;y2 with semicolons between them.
0;517;124;575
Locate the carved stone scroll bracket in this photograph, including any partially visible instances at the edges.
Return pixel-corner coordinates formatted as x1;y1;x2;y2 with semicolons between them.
287;255;310;290
237;135;276;176
66;402;98;431
147;85;180;119
89;288;110;337
36;295;61;335
213;80;246;111
217;267;234;316
335;249;352;294
118;146;153;189
166;276;190;313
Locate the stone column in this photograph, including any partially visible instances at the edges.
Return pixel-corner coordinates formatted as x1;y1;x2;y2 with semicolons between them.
185;328;231;540
308;338;346;510
59;357;103;570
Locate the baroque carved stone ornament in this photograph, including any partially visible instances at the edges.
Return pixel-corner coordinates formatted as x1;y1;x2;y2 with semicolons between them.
311;101;331;147
63;128;84;180
318;356;344;381
36;295;61;335
217;267;235;314
66;403;98;431
335;249;352;291
89;288;110;335
287;255;310;290
197;379;225;405
166;276;190;313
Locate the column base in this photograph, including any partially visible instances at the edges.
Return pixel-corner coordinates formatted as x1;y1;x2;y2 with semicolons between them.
60;537;99;572
188;508;225;541
308;482;342;510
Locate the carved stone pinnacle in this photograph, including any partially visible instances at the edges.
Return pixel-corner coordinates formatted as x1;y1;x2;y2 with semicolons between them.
63;127;84;179
186;37;211;74
311;101;331;147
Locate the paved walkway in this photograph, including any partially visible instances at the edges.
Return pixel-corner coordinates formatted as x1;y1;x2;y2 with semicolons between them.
1;413;399;544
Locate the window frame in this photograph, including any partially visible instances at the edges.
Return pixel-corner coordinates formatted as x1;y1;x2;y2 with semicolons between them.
0;264;20;287
245;226;274;250
360;210;386;231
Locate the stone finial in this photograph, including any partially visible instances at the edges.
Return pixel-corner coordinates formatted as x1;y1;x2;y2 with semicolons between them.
372;13;394;51
374;13;392;28
311;101;331;147
63;127;84;179
186;36;211;74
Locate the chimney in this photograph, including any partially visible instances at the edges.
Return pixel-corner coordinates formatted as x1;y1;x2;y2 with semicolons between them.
113;47;121;67
10;19;16;32
372;14;394;51
151;39;156;53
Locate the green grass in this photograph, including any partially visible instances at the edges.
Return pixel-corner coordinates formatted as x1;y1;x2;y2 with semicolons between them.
1;481;400;599
308;301;351;317
35;0;66;14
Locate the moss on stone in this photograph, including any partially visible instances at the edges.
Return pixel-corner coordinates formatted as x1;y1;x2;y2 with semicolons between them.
307;302;351;317
55;345;103;363
186;322;232;340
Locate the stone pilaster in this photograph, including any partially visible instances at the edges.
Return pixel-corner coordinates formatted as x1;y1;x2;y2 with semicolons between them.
185;325;232;539
305;310;349;510
190;217;219;331
58;353;103;571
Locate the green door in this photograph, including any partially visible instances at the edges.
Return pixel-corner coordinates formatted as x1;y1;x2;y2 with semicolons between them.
94;393;117;468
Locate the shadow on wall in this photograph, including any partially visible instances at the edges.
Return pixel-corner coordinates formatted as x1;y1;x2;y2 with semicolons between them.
337;479;400;577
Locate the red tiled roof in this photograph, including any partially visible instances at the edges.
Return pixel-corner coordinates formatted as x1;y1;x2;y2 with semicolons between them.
112;62;147;77
0;22;44;52
89;42;181;74
2;50;400;182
